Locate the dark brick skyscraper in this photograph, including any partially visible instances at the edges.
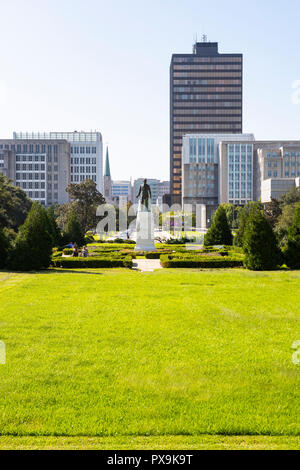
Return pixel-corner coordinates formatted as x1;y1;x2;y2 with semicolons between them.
170;41;243;204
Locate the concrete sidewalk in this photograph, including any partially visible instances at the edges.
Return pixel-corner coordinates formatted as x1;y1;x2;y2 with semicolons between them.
132;259;163;272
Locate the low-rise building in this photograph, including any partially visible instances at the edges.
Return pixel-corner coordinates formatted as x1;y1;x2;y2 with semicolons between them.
0;139;70;205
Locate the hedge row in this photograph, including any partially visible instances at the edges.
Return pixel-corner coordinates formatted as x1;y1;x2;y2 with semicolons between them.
51;256;133;269
160;255;244;269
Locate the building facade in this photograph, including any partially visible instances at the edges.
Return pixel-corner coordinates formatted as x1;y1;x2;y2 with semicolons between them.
13;131;103;193
170;40;243;204
112;180;132;201
0;139;70;205
219;140;300;204
182;134;254;212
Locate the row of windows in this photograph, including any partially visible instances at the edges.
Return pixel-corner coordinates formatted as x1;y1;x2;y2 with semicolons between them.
189;183;215;189
174;82;241;91
0;144;58;153
16;163;45;171
16;154;45;162
189;174;215;180
16;173;45;181
71;157;97;164
173;101;242;108
173;73;242;83
266;151;300;158
228;145;253;153
229;192;252;199
229;155;252;164
16;182;45;189
229;164;253;172
175;116;242;123
173;109;242;116
174;90;242;98
71;146;97;154
267;171;300;177
173;57;242;65
229;174;253;182
71;166;97;174
174;123;242;131
71;175;97;182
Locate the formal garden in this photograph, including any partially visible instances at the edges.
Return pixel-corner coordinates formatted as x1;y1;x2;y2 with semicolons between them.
1;175;300;449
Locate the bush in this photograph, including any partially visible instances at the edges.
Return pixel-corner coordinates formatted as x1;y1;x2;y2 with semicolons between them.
234;202;263;247
243;210;282;271
283;203;300;269
51;256;132;269
160;254;243;269
204;206;233;246
8;202;52;271
64;210;84;246
0;225;10;268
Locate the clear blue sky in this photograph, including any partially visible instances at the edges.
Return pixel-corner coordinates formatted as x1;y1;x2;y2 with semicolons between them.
0;0;299;181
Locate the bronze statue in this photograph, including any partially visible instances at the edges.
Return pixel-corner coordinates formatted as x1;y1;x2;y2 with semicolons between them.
136;179;152;211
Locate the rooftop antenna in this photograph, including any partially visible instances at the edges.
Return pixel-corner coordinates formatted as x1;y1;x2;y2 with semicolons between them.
202;34;207;42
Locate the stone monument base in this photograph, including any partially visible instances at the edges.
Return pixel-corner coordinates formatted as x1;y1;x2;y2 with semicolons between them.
135;211;156;252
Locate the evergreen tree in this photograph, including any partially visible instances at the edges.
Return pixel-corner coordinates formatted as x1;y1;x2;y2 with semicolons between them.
0;225;10;269
243;210;282;271
283;203;300;269
234;201;263;247
45;206;61;247
204;205;233;246
64;210;84;246
8;202;52;271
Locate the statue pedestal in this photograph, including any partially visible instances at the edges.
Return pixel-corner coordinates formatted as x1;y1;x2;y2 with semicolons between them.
135;210;156;252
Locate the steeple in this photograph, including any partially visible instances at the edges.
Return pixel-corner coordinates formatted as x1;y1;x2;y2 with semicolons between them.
104;146;111;177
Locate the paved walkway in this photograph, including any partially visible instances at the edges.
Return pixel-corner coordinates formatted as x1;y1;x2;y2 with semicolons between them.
132;259;163;272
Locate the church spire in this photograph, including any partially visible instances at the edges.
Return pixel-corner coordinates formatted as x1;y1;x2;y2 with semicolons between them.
104;146;111;177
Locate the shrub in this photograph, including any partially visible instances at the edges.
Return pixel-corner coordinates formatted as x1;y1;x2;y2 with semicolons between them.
51;256;132;269
234;202;263;247
204;206;233;246
64;210;84;246
283;203;300;269
0;225;10;268
8;202;52;271
160;254;243;269
243;210;282;271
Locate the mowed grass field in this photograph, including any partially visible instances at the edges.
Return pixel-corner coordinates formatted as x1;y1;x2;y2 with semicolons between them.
0;268;300;449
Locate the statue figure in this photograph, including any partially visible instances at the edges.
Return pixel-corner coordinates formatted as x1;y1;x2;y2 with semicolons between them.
136;179;152;212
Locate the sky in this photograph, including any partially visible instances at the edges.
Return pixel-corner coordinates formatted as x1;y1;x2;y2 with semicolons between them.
0;0;299;181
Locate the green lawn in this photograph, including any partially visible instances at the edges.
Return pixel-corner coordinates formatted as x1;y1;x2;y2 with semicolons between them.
0;268;300;448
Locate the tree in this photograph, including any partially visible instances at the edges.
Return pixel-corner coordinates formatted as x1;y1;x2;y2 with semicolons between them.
221;203;241;229
204;205;233;246
280;187;300;208
63;210;84;246
8;202;52;271
0;224;10;269
45;207;61;247
263;198;282;227
274;203;297;245
0;174;32;231
66;180;105;232
283;203;300;269
234;201;263;247
243;210;282;271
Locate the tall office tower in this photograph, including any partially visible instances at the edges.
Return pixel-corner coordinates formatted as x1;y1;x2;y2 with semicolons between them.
13;131;103;193
170;40;243;204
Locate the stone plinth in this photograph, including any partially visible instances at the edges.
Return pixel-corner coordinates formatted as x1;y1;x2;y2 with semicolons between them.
135;211;156;252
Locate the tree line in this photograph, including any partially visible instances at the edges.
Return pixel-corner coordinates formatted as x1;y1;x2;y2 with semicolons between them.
204;189;300;270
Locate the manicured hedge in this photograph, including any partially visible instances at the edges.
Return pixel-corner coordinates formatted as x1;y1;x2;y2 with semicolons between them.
160;254;244;269
51;256;133;269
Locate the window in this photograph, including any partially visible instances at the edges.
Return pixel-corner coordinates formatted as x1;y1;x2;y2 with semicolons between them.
273;171;277;177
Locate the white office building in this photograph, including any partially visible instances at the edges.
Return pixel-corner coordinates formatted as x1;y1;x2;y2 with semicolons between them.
13;131;103;193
